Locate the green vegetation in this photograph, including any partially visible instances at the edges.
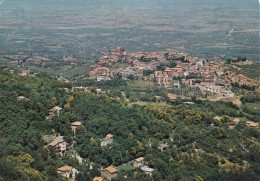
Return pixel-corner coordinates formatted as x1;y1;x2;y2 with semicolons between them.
0;71;259;181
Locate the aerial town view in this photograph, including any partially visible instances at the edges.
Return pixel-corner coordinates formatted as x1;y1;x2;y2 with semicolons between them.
0;0;259;181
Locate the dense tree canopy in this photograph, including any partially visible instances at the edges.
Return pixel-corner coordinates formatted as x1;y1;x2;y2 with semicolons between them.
0;71;259;181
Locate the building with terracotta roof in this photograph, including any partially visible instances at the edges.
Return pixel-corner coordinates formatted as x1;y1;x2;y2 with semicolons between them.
49;106;62;117
93;177;106;181
57;166;78;178
105;134;113;140
101;166;117;181
48;137;67;155
246;121;259;128
71;121;82;134
101;134;114;147
133;157;144;167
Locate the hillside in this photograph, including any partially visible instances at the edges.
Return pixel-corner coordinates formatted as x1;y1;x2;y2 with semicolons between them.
0;71;259;181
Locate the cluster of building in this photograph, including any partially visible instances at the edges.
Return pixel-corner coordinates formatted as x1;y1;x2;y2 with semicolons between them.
99;157;154;181
89;48;186;81
46;131;155;180
88;47;253;98
213;116;259;130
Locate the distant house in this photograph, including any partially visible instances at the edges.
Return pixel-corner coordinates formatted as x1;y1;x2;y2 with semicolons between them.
71;121;82;134
106;134;113;140
101;139;113;147
246;121;259;129
96;89;102;94
141;165;154;176
101;166;117;181
220;90;234;97
57;166;78;178
163;67;173;77
21;70;30;76
226;121;237;129
101;134;114;147
155;75;164;85
48;137;67;155
167;93;177;101
72;86;89;92
154;96;162;102
96;67;110;76
133;157;144;167
17;96;29;101
97;76;111;82
49;106;62;117
158;143;169;151
93;177;106;181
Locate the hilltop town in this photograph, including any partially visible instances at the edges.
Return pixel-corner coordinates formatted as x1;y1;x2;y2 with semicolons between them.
85;47;256;104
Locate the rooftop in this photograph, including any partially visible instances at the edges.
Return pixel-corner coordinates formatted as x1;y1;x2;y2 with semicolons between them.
135;157;144;162
71;121;82;126
104;166;117;174
57;166;73;172
48;137;64;147
93;177;106;181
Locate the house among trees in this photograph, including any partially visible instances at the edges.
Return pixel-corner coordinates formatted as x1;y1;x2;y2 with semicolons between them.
140;165;154;176
97;76;111;82
48;137;67;155
226;121;237;129
167;93;177;101
72;86;89;92
93;177;106;181
101;134;114;147
49;106;62;117
57;166;78;178
91;67;110;76
154;96;162;102
246;121;259;129
106;134;113;140
71;121;82;134
133;157;144;167
21;70;30;76
158;143;169;151
17;96;29;101
155;74;164;86
101;166;117;181
96;89;102;94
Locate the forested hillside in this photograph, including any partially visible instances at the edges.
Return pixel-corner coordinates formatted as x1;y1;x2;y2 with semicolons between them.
0;71;259;181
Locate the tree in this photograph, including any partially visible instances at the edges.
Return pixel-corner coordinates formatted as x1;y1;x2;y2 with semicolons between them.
4;154;44;181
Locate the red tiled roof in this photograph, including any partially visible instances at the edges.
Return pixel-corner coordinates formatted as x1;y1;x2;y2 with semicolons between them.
104;166;117;174
57;166;72;172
